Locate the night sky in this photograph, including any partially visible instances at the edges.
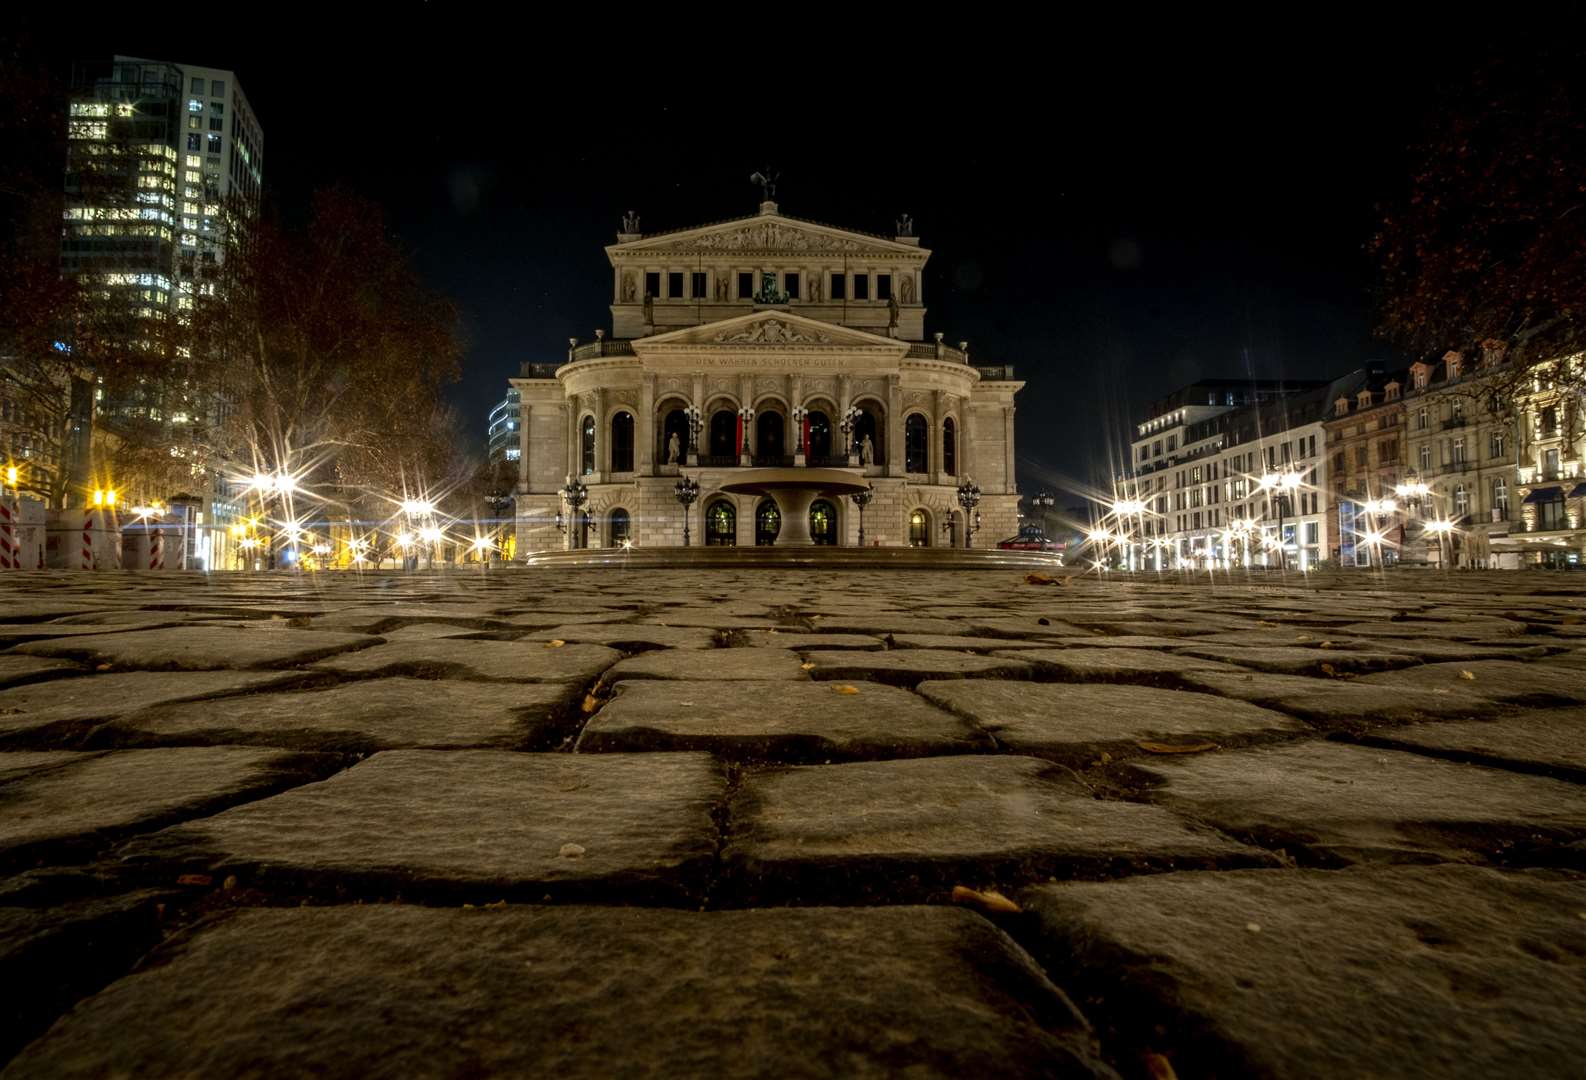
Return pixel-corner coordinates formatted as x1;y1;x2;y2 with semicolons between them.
36;13;1538;491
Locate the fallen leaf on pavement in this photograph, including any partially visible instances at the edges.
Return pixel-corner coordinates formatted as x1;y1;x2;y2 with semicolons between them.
1144;1053;1179;1080
545;639;565;648
175;874;212;887
1458;669;1476;681
581;693;601;714
1136;740;1218;754
833;685;860;695
1025;572;1055;585
951;886;1021;913
800;662;816;671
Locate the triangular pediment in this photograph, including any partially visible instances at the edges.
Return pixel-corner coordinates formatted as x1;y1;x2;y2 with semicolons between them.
636;310;905;350
609;212;923;258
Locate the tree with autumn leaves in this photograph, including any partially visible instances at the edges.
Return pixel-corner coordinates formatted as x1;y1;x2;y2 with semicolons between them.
1371;38;1586;412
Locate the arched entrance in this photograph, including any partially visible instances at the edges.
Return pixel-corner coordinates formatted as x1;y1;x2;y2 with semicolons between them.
755;498;781;545
609;508;631;546
756;411;786;463
851;402;884;465
909;508;931;547
809;499;837;545
659;405;689;465
807;410;832;461
708;410;737;459
705;500;737;546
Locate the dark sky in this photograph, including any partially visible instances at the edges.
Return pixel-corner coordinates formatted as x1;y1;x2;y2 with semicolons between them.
37;12;1540;489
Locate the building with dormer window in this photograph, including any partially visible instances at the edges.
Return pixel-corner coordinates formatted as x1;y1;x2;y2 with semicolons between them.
507;199;1022;552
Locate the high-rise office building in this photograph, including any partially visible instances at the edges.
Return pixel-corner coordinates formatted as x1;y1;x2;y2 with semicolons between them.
59;55;264;565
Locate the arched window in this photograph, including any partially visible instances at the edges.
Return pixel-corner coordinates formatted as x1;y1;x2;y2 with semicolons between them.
609;508;631;546
809;499;837;545
610;411;634;473
904;414;928;474
708;410;737;459
909;509;930;547
705;500;737;546
943;418;957;476
756;498;781;546
756;411;785;463
660;407;688;465
807;410;832;460
580;415;596;476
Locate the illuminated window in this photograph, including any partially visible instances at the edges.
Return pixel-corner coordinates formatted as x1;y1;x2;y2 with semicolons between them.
189;97;203;112
186;155;201;168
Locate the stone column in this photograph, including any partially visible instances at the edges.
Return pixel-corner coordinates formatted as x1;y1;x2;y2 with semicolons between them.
639;375;656;476
932;389;945;486
517;403;531;494
1003;405;1017;494
886;375;904;477
838;375;854;464
688;371;704;466
963;403;978;486
564;398;578;481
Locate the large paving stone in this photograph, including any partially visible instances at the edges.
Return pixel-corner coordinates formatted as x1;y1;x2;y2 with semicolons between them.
1362;710;1586;782
1131;740;1586;864
1018;866;1586;1079
917;681;1303;761
312;638;619;682
1355;659;1586;707
521;623;717;650
889;633;1068;651
119;750;725;904
996;648;1242;683
577;680;987;761
603;648;809;682
801;649;1034;687
1177;670;1491;726
0;889;169;1061
14;626;376;670
0;655;80;691
1172;644;1417;676
0;671;306;746
739;630;884;650
93;678;580;753
0;748;334;867
1;904;1116;1079
723;755;1272;903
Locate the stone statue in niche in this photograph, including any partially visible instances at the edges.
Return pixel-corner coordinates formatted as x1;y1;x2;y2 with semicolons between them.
621;272;637;303
899;275;914;304
667;432;681;465
808;273;823;303
860;434;875;466
715;273;729;301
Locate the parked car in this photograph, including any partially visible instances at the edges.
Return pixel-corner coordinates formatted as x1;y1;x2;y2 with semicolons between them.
997;524;1061;553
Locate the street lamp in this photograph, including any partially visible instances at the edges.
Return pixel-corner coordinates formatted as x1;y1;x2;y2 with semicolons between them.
560;476;589;549
737;406;756;462
956;477;982;549
685;406;703;463
840;406;861;464
1031;490;1055;539
1259;471;1304;570
673;474;700;546
791;406;809;457
850;483;875;547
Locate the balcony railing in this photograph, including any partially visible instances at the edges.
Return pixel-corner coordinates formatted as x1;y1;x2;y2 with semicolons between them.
568;340;636;362
1442;417;1468;429
905;343;968;363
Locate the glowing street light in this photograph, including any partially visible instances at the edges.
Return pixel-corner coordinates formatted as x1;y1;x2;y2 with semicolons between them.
401;499;435;516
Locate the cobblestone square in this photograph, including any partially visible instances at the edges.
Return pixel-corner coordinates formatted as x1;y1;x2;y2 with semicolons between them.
3;568;1585;1077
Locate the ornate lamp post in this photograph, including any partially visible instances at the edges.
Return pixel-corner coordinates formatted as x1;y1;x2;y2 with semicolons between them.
791;406;809;463
685;406;703;467
1260;471;1304;570
840;406;861;465
674;475;700;546
560;475;589;550
956;477;982;549
1032;490;1055;542
737;406;756;465
849;483;875;547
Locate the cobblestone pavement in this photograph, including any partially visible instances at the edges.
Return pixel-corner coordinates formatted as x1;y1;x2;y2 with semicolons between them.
2;568;1585;1078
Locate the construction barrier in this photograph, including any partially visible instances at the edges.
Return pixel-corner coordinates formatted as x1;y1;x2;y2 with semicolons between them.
13;498;45;570
122;518;184;570
0;498;15;569
46;508;121;570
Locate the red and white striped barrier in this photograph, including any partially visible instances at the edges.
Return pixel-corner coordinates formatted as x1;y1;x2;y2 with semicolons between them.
0;499;15;570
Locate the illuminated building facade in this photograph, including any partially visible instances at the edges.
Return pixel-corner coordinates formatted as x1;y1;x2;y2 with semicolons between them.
508;199;1024;552
59;56;263;567
488;388;521;464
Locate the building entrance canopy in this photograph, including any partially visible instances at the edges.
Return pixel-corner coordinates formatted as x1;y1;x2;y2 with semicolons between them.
717;467;868;546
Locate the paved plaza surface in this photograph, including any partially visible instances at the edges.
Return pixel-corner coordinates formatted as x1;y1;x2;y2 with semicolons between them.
1;567;1585;1077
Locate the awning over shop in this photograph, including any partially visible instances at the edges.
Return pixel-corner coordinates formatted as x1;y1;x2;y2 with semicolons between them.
1569;483;1586;498
1523;486;1563;504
